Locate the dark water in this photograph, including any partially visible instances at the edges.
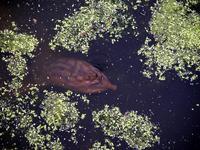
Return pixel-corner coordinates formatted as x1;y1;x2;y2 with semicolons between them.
0;0;200;150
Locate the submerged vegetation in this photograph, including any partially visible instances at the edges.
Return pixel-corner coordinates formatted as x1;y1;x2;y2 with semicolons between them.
139;0;200;81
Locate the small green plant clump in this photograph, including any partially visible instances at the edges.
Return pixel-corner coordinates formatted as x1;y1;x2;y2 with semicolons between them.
0;22;38;94
25;125;63;150
186;0;200;5
138;0;200;81
92;105;160;150
49;0;136;54
0;88;84;149
24;90;82;149
0;86;39;140
0;22;38;57
41;90;80;131
90;139;114;150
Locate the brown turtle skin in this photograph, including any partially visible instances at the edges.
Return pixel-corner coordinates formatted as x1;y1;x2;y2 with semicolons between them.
31;56;117;94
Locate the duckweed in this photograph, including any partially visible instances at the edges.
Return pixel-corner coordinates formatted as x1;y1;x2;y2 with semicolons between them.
0;1;162;149
90;139;114;150
186;0;199;5
41;90;80;131
0;22;38;57
49;0;135;54
25;125;63;150
0;22;38;94
92;105;160;150
138;0;200;81
0;87;84;149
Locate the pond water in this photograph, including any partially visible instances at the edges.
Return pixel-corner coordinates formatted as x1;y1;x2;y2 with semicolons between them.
0;0;200;149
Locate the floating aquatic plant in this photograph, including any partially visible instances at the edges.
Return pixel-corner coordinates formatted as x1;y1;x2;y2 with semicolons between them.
0;22;38;57
24;90;82;149
25;124;63;150
41;90;80;131
0;22;38;94
90;139;114;150
138;0;200;81
92;105;160;150
186;0;200;5
0;26;85;148
0;1;162;149
0;87;84;149
49;0;136;54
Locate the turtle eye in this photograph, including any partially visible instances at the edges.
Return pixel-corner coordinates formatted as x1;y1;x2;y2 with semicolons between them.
95;73;99;78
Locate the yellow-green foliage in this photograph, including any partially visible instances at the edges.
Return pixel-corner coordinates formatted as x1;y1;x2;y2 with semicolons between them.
2;55;27;94
0;100;16;125
47;138;63;150
129;0;150;10
3;55;27;80
0;87;83;149
50;0;134;54
0;22;38;93
25;125;63;150
41;90;80;131
18;113;33;129
0;3;162;150
0;23;38;57
25;126;47;149
24;90;83;149
0;92;38;136
186;0;199;5
138;0;200;81
92;105;160;150
90;139;114;150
